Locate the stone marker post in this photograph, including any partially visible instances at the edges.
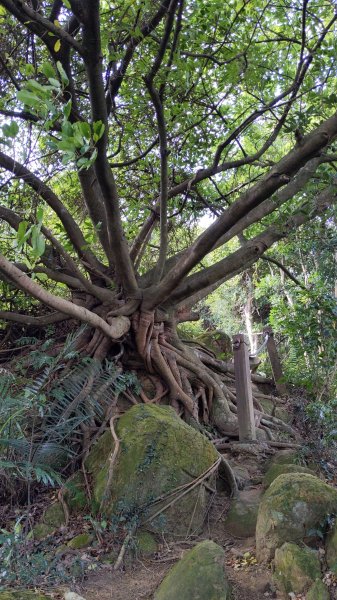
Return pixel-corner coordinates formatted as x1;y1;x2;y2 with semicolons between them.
264;326;287;397
233;334;256;442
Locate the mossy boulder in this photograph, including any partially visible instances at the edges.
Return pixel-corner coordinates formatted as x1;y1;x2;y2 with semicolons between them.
0;593;50;599
86;404;218;537
67;532;93;549
63;471;87;513
42;501;66;527
154;540;231;600
259;398;292;424
263;463;315;489
195;330;232;359
326;520;337;574
30;523;55;540
135;530;158;556
307;579;330;600
224;488;262;538
273;542;321;596
265;449;298;470
256;473;337;561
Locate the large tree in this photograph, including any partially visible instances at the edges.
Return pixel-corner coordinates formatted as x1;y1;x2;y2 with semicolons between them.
0;0;337;437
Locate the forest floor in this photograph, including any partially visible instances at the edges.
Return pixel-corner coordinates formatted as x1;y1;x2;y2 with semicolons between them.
70;388;337;600
74;491;272;600
2;386;337;600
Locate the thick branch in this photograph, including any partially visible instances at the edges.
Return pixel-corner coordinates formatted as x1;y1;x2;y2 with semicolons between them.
142;112;337;309
144;0;178;282
0;310;69;326
81;2;138;294
105;0;172;114
168;186;337;305
140;156;323;288
0;0;83;54
0;254;126;339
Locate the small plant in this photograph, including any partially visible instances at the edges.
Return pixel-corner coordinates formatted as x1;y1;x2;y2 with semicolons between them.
0;519;87;588
0;328;140;500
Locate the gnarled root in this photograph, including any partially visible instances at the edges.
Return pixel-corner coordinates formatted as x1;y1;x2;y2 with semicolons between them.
132;312;297;444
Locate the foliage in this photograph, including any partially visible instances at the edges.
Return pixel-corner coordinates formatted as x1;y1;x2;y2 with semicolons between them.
0;0;336;323
0;329;140;496
0;519;89;588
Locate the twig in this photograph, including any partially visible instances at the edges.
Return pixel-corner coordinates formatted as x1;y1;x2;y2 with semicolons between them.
57;487;70;526
114;525;136;570
99;416;120;514
143;458;221;524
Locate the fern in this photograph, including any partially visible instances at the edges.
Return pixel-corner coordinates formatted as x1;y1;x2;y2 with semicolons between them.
0;328;140;493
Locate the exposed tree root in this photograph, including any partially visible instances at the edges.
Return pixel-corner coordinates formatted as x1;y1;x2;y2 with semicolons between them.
2;308;296;504
129;311;297;444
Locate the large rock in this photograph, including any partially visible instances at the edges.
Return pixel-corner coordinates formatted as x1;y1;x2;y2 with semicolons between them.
224;488;262;538
86;404;219;537
263;463;315;489
273;542;321;596
256;473;337;561
154;540;231;600
326;520;337;573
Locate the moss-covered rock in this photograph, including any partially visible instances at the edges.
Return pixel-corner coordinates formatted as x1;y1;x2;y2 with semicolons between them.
224;489;262;538
273;542;321;596
265;449;298;469
84;429;113;506
259;399;293;424
135;530;158;556
256;473;337;562
326;520;337;574
154;540;231;600
307;579;330;600
64;471;87;513
86;404;218;537
67;532;93;549
42;501;66;527
263;463;315;489
30;523;55;540
0;592;50;599
195;330;232;359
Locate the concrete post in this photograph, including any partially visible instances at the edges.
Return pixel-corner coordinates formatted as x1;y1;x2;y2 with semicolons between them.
264;327;287;397
233;334;256;441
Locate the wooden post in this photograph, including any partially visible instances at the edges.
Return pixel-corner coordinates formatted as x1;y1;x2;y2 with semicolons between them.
264;327;287;397
233;334;256;442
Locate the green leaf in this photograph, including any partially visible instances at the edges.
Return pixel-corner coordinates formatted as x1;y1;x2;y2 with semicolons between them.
48;77;61;88
76;121;91;140
63;0;71;8
36;207;44;223
23;64;35;76
61;120;73;137
54;39;61;53
57;138;76;152
40;62;57;79
17;221;29;246
93;120;105;142
63;99;72;118
56;61;69;85
17;89;38;106
2;122;19;138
